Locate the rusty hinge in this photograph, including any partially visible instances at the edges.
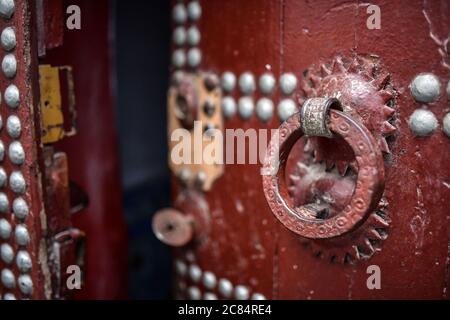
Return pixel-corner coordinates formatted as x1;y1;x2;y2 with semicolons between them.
43;148;87;299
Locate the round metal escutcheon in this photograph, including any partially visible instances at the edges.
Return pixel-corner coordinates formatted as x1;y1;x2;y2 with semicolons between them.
262;106;385;239
152;208;194;247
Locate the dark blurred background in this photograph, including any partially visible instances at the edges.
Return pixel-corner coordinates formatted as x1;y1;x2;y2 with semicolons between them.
113;0;172;299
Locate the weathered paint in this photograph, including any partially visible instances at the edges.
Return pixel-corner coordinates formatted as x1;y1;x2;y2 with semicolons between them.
169;0;450;300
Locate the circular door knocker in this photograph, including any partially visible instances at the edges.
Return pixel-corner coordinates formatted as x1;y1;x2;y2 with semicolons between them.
262;98;385;240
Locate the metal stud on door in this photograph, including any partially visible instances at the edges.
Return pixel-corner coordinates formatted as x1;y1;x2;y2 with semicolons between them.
0;0;47;300
164;0;450;300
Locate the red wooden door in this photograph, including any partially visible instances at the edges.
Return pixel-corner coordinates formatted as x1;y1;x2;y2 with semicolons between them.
158;0;450;300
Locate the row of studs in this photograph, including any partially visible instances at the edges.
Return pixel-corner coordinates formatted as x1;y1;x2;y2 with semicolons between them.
408;73;450;138
175;257;266;301
172;1;202;69
219;71;450;135
220;71;299;122
172;1;450;133
0;0;33;300
171;4;263;299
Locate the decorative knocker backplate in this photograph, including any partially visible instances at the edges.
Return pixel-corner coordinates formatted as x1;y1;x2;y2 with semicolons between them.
262;98;385;239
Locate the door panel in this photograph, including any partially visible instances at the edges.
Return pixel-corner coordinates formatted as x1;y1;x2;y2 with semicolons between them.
279;0;450;299
163;0;450;300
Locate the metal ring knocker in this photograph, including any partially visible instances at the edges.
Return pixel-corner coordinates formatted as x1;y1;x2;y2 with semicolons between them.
262;98;385;239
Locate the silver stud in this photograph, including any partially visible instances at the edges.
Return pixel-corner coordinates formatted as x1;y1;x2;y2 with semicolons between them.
256;98;274;122
189;264;202;283
0;140;4;161
6;115;20;138
2;293;15;300
186;26;200;46
278;99;297;121
1;243;13;264
238;97;254;120
1;27;15;51
279;73;297;95
234;285;250;300
16;250;32;273
202;271;217;289
0;114;3;130
175;260;187;276
187;286;201;300
221;72;236;93
172;4;187;24
0;192;8;213
408;109;438;137
204;292;218;300
447;81;450;100
0;0;15;20
1;268;15;289
218;278;233;298
259;73;276;95
18;274;33;295
15;224;30;246
172;49;186;69
251;293;266;300
0;167;6;187
10;171;25;194
178;167;191;185
410;73;441;103
239;72;256;95
195;171;206;187
173;27;186;46
222;96;236;119
4;84;19;108
185;250;195;262
443;113;450;138
187;1;201;21
171;70;185;86
13;197;28;220
8;141;25;165
2;53;16;78
0;218;11;239
187;48;201;68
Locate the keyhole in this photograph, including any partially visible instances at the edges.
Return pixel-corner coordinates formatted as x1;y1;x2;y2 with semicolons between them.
164;222;177;233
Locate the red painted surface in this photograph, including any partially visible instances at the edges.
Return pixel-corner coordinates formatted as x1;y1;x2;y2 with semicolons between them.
170;0;450;299
171;0;282;299
0;0;48;300
44;0;128;299
43;0;64;50
279;0;450;300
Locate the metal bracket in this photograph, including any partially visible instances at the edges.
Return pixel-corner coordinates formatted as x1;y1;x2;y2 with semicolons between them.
39;65;77;145
167;72;224;191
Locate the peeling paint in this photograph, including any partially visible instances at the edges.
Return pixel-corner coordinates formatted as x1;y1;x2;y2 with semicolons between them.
423;0;450;70
410;186;430;255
